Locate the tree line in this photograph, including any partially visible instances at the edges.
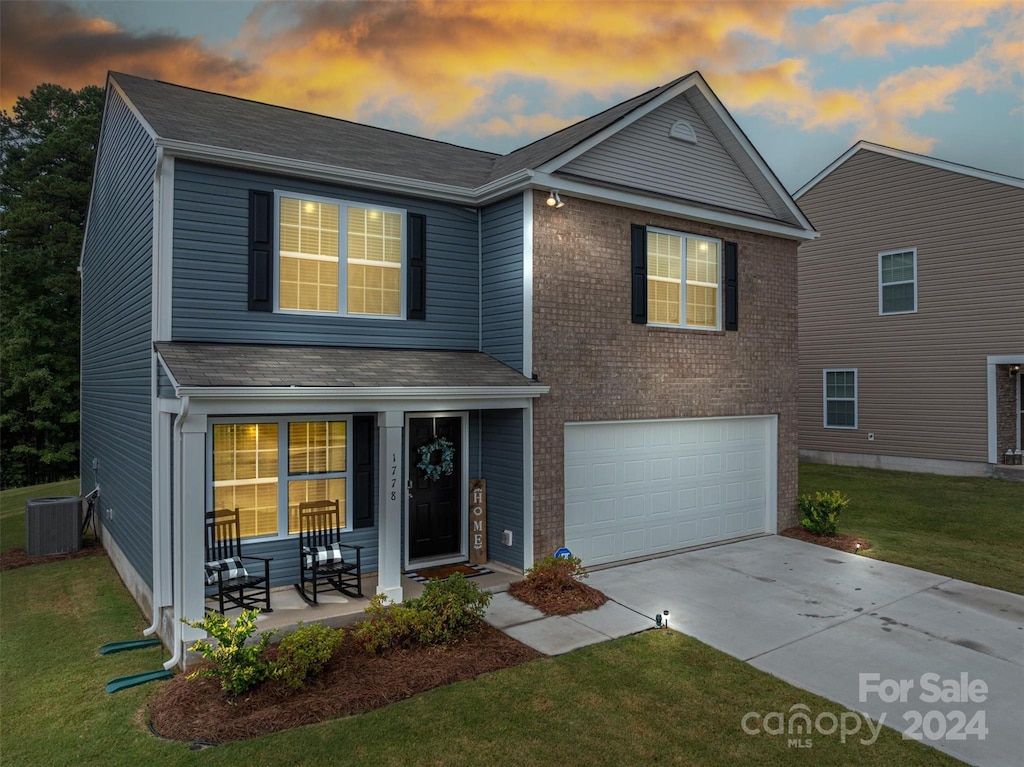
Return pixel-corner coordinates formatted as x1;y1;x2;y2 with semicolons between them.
1;84;103;488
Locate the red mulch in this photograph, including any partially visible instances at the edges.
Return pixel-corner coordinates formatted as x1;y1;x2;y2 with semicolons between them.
508;578;608;616
781;526;872;554
0;537;105;571
148;622;539;744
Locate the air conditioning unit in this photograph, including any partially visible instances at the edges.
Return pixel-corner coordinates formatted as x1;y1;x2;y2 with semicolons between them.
25;496;82;556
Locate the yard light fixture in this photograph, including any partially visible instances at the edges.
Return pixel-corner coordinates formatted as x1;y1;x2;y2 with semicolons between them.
546;190;565;208
855;543;861;553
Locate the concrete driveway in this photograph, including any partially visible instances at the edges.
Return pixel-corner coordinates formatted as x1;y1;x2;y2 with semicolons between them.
586;536;1024;767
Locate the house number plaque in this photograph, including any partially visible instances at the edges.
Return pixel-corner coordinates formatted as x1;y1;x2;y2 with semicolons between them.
469;479;487;564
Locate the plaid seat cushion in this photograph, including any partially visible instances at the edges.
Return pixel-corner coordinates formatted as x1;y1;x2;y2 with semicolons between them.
303;543;346;570
205;556;248;586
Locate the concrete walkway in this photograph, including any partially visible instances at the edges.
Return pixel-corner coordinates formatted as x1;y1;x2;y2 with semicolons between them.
584;536;1024;767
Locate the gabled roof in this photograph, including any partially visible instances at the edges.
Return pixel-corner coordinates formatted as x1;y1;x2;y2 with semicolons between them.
794;141;1024;199
108;71;815;239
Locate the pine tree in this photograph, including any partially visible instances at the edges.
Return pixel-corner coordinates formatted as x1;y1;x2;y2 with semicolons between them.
1;83;104;488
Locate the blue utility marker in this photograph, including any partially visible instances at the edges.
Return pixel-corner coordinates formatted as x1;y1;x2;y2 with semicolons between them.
554;547;572;559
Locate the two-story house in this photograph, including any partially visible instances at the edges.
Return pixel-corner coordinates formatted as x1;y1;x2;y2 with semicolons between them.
80;71;816;661
795;142;1024;477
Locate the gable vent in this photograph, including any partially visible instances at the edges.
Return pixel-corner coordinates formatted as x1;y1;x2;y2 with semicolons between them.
669;120;698;144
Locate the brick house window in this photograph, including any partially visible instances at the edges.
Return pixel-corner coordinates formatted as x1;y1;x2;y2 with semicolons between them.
646;228;721;330
823;369;857;429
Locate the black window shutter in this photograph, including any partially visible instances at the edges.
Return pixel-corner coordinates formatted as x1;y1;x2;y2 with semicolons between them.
631;224;647;324
724;241;739;331
407;213;426;320
352;415;375;529
248;190;273;312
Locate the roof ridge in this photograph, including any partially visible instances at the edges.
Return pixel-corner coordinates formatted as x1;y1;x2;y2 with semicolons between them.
109;71;501;161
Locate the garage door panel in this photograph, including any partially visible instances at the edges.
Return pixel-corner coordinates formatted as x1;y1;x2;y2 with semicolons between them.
565;417;772;566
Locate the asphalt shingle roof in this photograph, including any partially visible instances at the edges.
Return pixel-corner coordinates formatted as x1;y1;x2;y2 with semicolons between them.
155;342;542;390
112;72;689;189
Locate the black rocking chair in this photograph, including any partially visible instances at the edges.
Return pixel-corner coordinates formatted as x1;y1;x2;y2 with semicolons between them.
295;499;363;605
204;508;273;613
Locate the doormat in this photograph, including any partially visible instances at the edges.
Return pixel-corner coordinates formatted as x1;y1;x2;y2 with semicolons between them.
405;562;493;583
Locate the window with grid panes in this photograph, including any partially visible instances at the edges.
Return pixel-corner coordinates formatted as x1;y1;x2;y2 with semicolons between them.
647;229;721;329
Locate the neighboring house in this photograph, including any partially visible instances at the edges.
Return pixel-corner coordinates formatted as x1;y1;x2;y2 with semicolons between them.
80;71;816;662
795;142;1024;477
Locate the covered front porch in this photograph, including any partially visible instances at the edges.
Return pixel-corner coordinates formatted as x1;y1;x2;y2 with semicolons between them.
153;342;547;664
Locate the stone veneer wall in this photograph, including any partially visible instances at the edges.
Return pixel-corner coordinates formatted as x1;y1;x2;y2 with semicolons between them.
995;369;1020;456
529;191;800;558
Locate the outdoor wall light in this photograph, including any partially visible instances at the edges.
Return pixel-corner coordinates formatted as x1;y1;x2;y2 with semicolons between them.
1009;364;1021;376
546;190;565;208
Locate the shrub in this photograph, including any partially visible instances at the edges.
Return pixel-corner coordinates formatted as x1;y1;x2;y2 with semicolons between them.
271;622;344;690
798;490;850;537
523;555;589;591
354;574;492;653
184;609;275;697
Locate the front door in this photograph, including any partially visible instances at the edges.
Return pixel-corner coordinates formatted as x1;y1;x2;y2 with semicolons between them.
408;416;462;560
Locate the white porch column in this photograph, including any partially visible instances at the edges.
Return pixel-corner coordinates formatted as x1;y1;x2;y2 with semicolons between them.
376;410;404;602
179;416;208;643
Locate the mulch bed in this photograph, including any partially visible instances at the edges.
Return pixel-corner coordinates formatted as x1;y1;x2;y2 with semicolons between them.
148;623;539;744
508;578;608;616
781;526;872;554
0;537;105;571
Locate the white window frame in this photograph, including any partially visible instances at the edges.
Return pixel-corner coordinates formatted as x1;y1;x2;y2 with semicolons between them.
647;226;723;331
823;369;858;430
878;248;917;315
274;191;407;320
207;415;354;542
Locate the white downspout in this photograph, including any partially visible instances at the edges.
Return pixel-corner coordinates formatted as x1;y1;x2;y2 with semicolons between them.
144;147;165;637
163;394;190;670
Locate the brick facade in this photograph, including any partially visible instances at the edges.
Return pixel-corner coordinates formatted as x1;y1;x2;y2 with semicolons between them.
530;191;800;559
995;369;1020;457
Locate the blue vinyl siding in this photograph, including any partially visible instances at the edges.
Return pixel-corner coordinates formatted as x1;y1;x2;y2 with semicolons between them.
480;196;525;372
479;409;525;569
172;161;480;349
80;88;156;586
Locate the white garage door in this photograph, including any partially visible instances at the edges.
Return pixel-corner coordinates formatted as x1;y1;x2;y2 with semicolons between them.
564;416;775;566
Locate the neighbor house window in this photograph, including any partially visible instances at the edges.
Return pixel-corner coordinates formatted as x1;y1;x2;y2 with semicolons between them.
879;249;917;314
211;418;351;539
823;370;857;429
647;228;721;329
278;193;405;318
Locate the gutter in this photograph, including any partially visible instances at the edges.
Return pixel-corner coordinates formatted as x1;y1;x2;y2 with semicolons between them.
163;394;190;670
172;384;550;400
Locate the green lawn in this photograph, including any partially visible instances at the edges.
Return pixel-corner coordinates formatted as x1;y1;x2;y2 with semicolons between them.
799;463;1024;594
0;554;962;767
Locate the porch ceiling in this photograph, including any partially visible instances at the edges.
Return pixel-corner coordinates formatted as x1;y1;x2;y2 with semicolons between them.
155;342;544;392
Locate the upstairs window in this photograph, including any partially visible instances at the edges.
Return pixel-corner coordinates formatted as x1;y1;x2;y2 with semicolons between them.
879;249;917;315
277;194;405;318
823;369;857;429
646;228;721;330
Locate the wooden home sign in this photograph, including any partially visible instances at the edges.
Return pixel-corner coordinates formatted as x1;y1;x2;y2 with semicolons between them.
469;479;487;564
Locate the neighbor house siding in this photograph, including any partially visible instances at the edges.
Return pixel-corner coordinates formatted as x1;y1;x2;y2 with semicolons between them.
171;161;480;349
479;409;525;569
80;87;156;586
480;195;525;372
797;150;1024;464
561;92;776;219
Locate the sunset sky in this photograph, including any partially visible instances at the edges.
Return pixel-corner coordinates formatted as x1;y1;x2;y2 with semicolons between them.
1;0;1021;191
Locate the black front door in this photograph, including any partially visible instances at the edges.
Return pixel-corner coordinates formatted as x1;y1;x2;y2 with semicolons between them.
408;416;462;560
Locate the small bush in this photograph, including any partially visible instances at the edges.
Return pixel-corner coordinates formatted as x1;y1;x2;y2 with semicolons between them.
354;574;492;653
523;555;589;591
798;490;850;537
184;609;275;697
271;622;344;690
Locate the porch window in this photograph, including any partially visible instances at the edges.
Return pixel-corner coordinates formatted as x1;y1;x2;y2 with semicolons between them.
879;249;917;314
823;369;857;429
647;228;721;330
210;417;352;540
277;193;405;318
